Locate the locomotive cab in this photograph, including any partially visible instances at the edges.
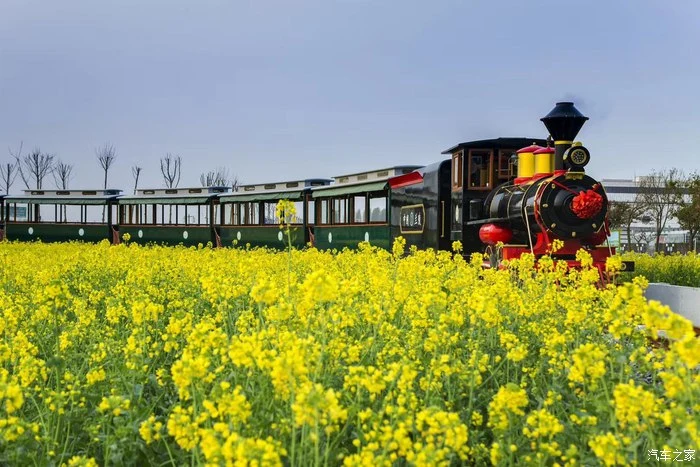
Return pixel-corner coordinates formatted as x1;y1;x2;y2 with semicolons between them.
440;138;547;253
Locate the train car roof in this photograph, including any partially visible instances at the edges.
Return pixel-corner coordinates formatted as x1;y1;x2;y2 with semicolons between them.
236;178;332;192
219;188;307;202
331;166;423;181
310;166;422;198
4;189;123;205
441;137;549;154
134;187;230;196
218;178;333;202
118;187;229;205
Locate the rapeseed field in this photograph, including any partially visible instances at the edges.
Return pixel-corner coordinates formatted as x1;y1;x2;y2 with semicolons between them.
622;251;700;288
0;235;698;466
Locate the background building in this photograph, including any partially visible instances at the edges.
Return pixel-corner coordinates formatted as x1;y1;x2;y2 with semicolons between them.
603;178;694;253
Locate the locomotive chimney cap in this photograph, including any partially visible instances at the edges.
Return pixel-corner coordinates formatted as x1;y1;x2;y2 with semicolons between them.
540;102;589;142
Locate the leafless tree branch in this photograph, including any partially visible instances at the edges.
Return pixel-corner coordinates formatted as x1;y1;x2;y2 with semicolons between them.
200;167;232;187
132;165;142;194
15;148;54;190
96;143;117;221
0;161;19;194
9;141;29;189
52;159;74;190
96;143;116;189
160;153;182;188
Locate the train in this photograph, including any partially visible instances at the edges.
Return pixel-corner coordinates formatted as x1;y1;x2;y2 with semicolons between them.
0;102;625;273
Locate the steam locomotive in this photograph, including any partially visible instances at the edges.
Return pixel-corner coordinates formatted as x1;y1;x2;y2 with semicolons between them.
390;101;616;271
0;101;622;273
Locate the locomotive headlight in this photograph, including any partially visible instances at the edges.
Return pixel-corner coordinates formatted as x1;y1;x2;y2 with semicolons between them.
563;144;590;170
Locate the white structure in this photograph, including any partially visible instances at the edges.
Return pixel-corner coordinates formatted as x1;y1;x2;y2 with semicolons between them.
602;178;691;253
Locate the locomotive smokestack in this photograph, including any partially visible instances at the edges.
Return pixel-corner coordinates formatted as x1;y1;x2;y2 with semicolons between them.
540;102;588;171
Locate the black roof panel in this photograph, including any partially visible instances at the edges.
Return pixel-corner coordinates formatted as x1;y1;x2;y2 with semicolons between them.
441;137;548;154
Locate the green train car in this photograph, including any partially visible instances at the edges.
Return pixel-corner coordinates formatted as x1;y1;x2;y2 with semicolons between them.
0;157;511;252
0;163;454;252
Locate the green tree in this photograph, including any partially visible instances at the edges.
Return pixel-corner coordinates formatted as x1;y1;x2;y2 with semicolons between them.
676;173;700;252
607;200;644;251
637;169;684;253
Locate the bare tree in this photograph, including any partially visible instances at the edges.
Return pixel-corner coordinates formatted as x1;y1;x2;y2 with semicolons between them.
53;160;74;190
160;154;182;223
200;167;232;187
0;162;18;195
132;165;142;194
15;148;54;189
160;153;182;188
5;142;23;193
52;160;73;221
96;143;117;189
9;141;30;189
12;148;54;222
96;143;117;221
637;169;684;253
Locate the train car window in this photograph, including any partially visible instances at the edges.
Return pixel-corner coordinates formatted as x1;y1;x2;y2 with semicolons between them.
234;204;241;225
369;196;387;222
252;202;261;225
452;152;463;189
319;199;330;224
293;201;304;224
243;202;260;225
307;199;315;225
177;205;185;225
497;151;513;180
225;204;235;225
468;150;493;189
158;205;164;225
226;204;240;225
333;198;348;224
155;204;162;224
144;205;153;224
263;202;278;224
164;205;175;225
84;205;104;224
353;195;367;223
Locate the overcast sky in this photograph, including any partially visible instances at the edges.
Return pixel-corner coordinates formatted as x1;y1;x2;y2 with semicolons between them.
1;0;699;192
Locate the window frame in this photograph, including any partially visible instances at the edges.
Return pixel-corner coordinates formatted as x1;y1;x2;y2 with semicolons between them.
452;151;463;190
367;192;388;224
467;149;494;191
497;150;513;181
